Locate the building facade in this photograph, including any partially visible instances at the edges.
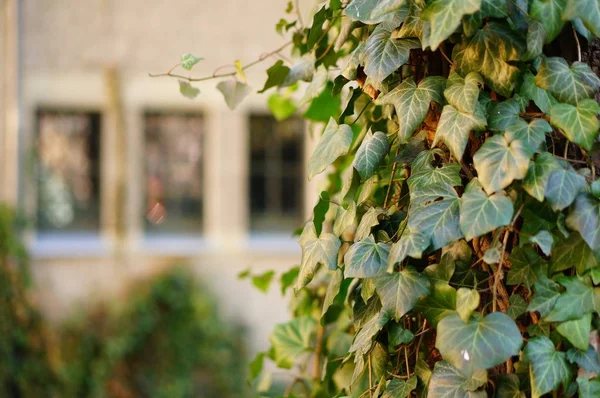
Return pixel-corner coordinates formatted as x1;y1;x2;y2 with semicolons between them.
0;0;321;353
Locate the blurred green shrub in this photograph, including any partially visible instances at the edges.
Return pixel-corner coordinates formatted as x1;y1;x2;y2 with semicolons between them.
58;267;250;398
0;204;62;397
0;205;249;397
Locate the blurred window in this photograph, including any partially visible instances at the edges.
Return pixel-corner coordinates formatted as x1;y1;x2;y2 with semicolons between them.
249;115;304;232
36;110;101;232
144;112;204;234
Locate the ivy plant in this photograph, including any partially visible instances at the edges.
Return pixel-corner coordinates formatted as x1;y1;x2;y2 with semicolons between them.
155;0;600;396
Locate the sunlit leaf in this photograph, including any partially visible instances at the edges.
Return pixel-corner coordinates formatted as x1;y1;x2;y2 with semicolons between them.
216;80;253;110
353;130;389;179
421;0;483;51
296;222;341;291
344;235;391;278
550;99;600;151
443;71;483;114
180;53;203;70
376;76;446;141
473;133;533;195
308;118;354;180
433;104;487;160
270;317;316;368
536;58;600;106
374;267;431;320
428;361;488;398
344;0;407;24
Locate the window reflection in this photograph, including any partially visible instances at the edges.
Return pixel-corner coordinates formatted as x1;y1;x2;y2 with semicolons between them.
249;115;304;232
144;112;204;234
36;110;101;232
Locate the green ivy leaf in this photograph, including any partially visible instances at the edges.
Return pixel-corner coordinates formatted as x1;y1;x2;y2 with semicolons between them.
520;71;558;114
545;276;600;322
216;80;253;110
496;374;526;398
567;194;600;252
355;207;386;241
544;166;587;211
301;66;328;105
296;222;342;291
556;313;592;350
550;231;599;275
567;346;600;374
454;22;525;97
444;72;483;113
577;377;600;398
523;152;562;202
269;317;316;369
524;336;572;398
344;235;391;278
459;178;514;241
178;80;200;99
528;230;554;256
376;76;446;141
528;278;561;317
456;288;480;323
433;104;487;160
258;60;291;94
394;1;429;48
267;93;297;121
322;269;343;317
507;247;546;289
505;118;552;153
525;20;546;60
407;163;461;193
333;201;357;237
530;0;566;43
473;133;533;195
488;98;523;132
415;281;457;327
353;131;389;179
409;183;462;250
508;294;528;320
280;267;299;295
388;322;415;345
252;270;275;293
308;118;354;180
550;99;600;151
350;311;389;355
563;0;600;38
344;0;407;24
363;24;420;83
428;361;488;398
535;58;600;106
436;312;522;377
374;267;431;320
180;53;203;70
387;228;429;271
312;191;330;236
421;0;483;51
382;376;417;398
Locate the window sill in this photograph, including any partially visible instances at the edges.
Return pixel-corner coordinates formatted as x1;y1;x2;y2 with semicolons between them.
30;232;110;259
139;234;210;256
245;233;300;255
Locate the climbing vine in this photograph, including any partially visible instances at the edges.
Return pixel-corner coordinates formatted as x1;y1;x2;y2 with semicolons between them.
155;0;600;396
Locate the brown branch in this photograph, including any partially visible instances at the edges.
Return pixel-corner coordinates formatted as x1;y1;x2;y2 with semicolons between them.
313;323;325;381
149;41;293;83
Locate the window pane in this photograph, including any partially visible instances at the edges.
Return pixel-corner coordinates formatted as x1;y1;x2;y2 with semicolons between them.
144;112;204;234
36;110;101;233
249;115;304;232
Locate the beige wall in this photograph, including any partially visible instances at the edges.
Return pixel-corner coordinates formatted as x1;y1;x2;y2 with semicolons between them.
4;0;324;355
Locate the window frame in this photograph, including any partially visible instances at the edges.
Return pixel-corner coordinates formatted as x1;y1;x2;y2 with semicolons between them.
247;113;306;235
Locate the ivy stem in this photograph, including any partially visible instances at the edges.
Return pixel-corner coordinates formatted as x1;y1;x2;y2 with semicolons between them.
384;146;402;209
492;204;523;312
368;356;373;398
149;41;293;82
573;24;582;62
313;323;325;381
